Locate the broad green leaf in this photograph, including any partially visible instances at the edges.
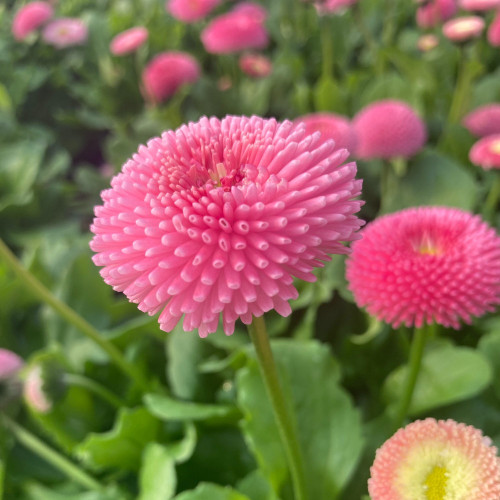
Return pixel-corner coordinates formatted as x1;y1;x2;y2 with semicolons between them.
22;482;127;500
77;407;160;472
236;340;363;499
144;394;238;422
236;470;279;500
138;443;176;500
384;345;492;415
174;483;250;500
164;423;197;464
478;329;500;398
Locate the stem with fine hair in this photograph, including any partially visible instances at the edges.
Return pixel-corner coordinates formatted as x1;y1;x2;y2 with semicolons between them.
320;15;334;79
247;316;307;500
393;325;429;429
2;414;102;491
64;374;126;409
0;238;149;393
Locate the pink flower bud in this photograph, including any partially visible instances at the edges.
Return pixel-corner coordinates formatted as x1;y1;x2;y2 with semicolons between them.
110;26;148;56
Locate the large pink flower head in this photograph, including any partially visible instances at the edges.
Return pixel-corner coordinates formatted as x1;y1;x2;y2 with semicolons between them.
469;134;500;169
42;18;88;48
12;1;53;41
201;3;269;54
110;26;148;56
488;9;500;46
442;16;485;42
346;206;500;329
90;115;364;337
368;419;500;500
142;52;200;104
294;113;358;154
167;0;221;23
463;104;500;137
416;0;457;29
352;100;427;160
460;0;500;10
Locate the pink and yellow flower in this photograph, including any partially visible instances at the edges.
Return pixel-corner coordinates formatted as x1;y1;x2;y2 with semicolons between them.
463;104;500;138
110;26;148;56
469;134;500;169
239;53;272;78
42;18;88;48
442;16;485;42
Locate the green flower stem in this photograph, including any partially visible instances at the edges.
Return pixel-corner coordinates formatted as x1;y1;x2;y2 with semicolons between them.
447;47;474;124
1;414;102;491
320;16;334;79
393;325;429;429
248;316;307;500
484;174;500;224
64;374;126;410
0;238;149;393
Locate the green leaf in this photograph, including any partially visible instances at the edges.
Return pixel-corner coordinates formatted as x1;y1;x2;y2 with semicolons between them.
236;470;279;500
138;443;176;500
174;483;250;500
236;340;363;499
77;407;160;472
478;329;500;398
164;423;197;464
384;344;493;415
144;394;238;422
22;482;127;500
313;76;344;113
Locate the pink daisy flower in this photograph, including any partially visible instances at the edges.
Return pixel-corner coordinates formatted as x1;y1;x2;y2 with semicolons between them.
460;0;500;10
294;113;358;154
442;16;485;42
239;53;272;78
369;419;500;500
469;134;500;169
463;104;500;137
90;115;364;337
488;9;500;46
42;18;88;48
346;206;500;329
416;0;457;29
167;0;221;23
142;51;200;104
110;26;148;56
417;33;440;51
352;100;427;160
201;3;269;54
12;1;53;41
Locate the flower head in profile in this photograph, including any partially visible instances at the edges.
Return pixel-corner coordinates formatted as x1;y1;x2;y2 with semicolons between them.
353;100;427;160
142;51;200;104
239;53;272;78
460;0;500;11
416;0;457;29
469;134;500;170
12;1;53;41
201;3;269;54
90;115;364;337
0;349;24;409
463;104;500;137
488;10;500;46
294;113;358;154
42;18;88;48
346;206;500;329
417;34;439;51
167;0;221;23
368;418;500;500
442;16;485;42
110;26;148;56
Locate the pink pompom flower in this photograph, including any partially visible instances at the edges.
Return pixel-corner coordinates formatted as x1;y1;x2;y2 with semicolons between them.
110;26;148;56
314;0;359;14
442;16;485;42
239;53;272;78
352;100;427;160
12;1;53;41
463;104;500;137
470;134;500;169
488;9;500;46
346;206;500;329
294;113;358;154
417;33;439;51
460;0;500;10
142;51;200;104
90;115;364;337
42;18;88;48
416;0;457;29
369;419;500;500
201;3;269;54
167;0;221;23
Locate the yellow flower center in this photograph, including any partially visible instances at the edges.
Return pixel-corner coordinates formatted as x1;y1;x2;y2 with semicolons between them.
489;139;500;155
424;466;448;500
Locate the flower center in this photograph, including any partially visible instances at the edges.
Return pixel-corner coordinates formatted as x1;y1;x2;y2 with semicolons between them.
489;139;500;155
424;465;448;500
416;234;442;256
208;162;242;191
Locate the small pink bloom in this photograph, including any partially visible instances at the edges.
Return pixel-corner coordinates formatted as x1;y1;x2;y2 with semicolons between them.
142;51;200;104
239;53;272;78
167;0;221;23
42;18;88;48
470;134;500;169
90;115;364;337
0;349;24;409
294;113;358;154
353;100;427;160
110;26;148;56
201;3;269;54
460;0;500;10
12;1;53;41
488;9;500;46
442;16;485;42
315;0;359;14
232;1;268;22
346;206;500;329
416;0;457;29
369;419;500;500
0;349;24;380
417;33;439;51
24;365;52;413
463;104;500;137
